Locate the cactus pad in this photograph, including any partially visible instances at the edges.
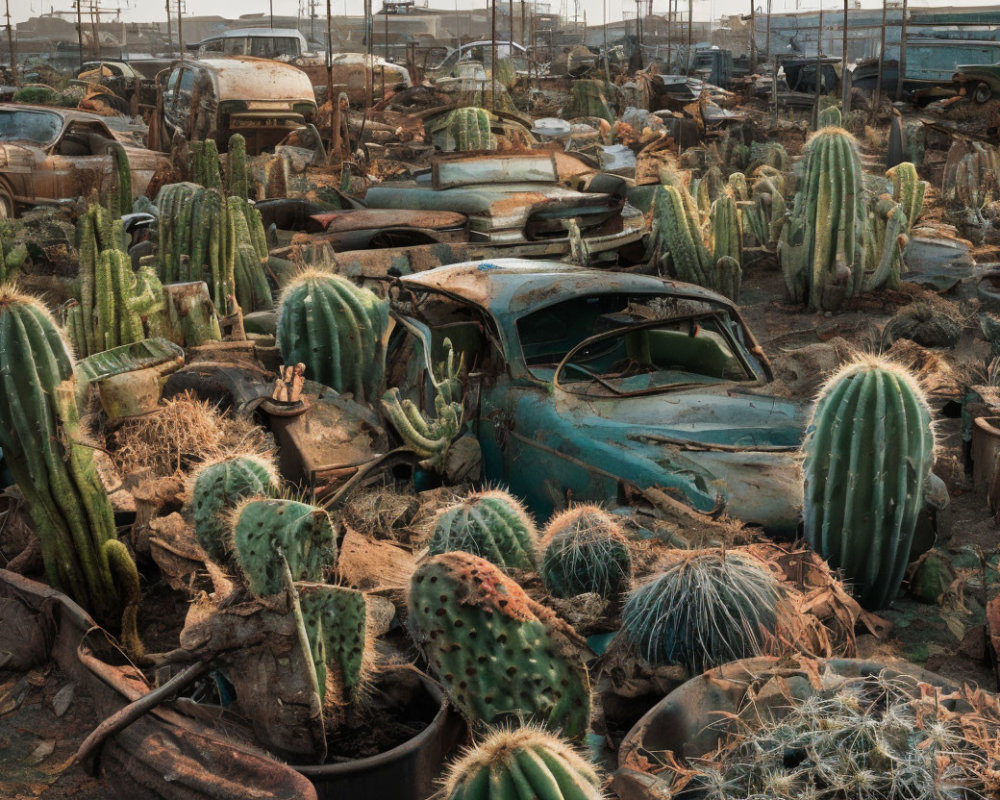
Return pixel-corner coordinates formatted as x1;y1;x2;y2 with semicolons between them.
297;582;369;705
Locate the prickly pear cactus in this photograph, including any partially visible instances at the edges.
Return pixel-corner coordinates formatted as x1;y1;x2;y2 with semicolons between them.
802;356;934;609
446;107;496;152
408;552;591;738
778;127;865;312
540;505;631;599
887;161;927;229
190;454;280;564
277;270;389;404
429;489;537;571
442;726;603;800
297;582;370;707
231;498;337;596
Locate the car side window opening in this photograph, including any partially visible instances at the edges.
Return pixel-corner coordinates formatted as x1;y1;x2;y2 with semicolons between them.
224;36;246;55
201;38;225;53
55;122;111;156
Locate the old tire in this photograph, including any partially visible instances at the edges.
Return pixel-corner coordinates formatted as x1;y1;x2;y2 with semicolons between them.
0;185;15;219
974;81;993;104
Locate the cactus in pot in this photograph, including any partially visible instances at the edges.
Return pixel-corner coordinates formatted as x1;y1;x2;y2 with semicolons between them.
409;552;591;739
540;505;631;599
802;355;934;609
429;488;537;571
442;726;603;800
0;287;142;653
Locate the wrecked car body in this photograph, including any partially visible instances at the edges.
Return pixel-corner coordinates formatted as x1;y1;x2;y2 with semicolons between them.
0;104;168;217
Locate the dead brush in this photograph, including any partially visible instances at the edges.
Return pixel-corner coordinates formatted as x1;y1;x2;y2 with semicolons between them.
109;392;270;478
341;484;419;541
664;670;1000;800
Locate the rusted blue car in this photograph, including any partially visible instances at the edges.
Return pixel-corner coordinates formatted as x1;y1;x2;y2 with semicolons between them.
388;259;807;534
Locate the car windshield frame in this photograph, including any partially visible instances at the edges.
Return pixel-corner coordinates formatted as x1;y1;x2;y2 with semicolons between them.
551;312;762;398
0;108;65;147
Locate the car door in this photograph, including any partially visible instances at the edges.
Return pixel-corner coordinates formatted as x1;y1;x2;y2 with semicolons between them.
35;120;115;205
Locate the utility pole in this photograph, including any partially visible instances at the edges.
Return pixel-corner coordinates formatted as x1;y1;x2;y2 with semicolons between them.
666;0;671;72
687;0;692;74
814;1;823;115
165;0;171;57
841;0;849;110
177;0;183;61
896;0;907;101
764;0;770;66
270;0;274;29
90;0;99;60
76;0;84;69
873;0;886;121
491;0;497;111
749;0;756;74
5;0;16;88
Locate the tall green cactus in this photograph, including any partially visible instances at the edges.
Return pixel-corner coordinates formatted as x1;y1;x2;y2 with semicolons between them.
696;166;724;216
0;288;142;653
111;144;133;217
709;195;742;266
226;133;250;199
650;184;713;288
778;127;865;312
191;138;223;190
446;107;495;152
277;270;389;404
802;356;934;610
887;161;927;229
189;454;280;563
409;552;591;738
540;505;631;599
817;105;842;128
442;727;603;800
728;171;749;202
429;489;537;571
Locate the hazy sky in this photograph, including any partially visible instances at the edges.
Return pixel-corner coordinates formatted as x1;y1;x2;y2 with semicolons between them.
8;0;998;27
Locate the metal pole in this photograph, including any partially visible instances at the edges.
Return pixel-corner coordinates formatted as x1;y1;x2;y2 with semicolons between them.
814;1;822;115
749;0;756;74
873;0;886;121
326;0;335;151
164;0;171;58
896;0;907;101
764;0;770;64
491;0;497;111
841;0;850;111
90;0;99;60
177;0;183;61
384;4;388;61
77;0;85;69
603;0;608;80
270;0;274;30
687;0;692;74
5;0;16;87
666;0;671;72
509;0;514;48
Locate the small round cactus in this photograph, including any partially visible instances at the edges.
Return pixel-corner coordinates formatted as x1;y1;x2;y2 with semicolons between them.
442;726;603;800
539;505;631;599
189;453;280;564
428;489;537;572
621;550;783;675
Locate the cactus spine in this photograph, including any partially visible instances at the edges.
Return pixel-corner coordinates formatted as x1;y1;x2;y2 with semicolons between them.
540;505;631;599
429;489;537;571
446;107;496;152
887;161;927;229
802;356;934;610
409;552;591;738
189;454;280;563
277;270;389;403
442;727;603;800
0;288;142;652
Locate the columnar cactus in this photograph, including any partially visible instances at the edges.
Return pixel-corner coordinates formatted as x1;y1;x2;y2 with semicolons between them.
189;454;280;563
226;133;250;199
277;269;389;403
727;171;749;202
817;104;842;128
0;288;142;652
191;138;223;190
696;166;724;216
429;489;537;571
709;195;742;267
802;356;934;609
778;127;865;311
442;727;603;800
862;194;909;292
942;139;999;211
887;161;927;229
650;184;714;289
540;505;631;599
621;550;783;674
231;498;337;596
409;552;591;738
111;144;133;216
446;107;495;152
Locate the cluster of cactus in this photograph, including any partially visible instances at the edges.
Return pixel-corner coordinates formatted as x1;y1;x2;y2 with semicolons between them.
68;204;165;357
739;168;786;250
566;80;614;124
0;288;142;653
942;138;999;212
802;356;934;610
442;727;603;800
382;337;464;470
277;270;389;403
429;489;537;571
779;127;914;312
620;549;783;674
225;134;250;199
444;107;496;152
188;454;280;564
154;183;271;312
409;552;591;738
539;505;631;599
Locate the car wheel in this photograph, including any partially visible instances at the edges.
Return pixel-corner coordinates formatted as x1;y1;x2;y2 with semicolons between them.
0;186;14;220
974;82;993;104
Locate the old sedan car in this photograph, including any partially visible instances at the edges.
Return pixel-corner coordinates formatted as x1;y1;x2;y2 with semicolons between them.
954;61;1000;104
388;260;944;536
0;104;168;217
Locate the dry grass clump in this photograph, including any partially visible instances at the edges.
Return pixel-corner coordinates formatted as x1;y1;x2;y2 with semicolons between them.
110;393;270;478
341;484;419;541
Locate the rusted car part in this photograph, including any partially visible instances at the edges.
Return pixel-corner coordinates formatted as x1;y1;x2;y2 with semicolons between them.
388;260;948;535
614;656;966;798
0;104;168;217
0;568;317;800
150;58;318;155
77;338;186;419
364;153;645;252
268;207;469;252
292;52;413;104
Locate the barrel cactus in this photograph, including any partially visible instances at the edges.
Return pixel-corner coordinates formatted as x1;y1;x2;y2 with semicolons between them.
621;549;784;674
540;505;631;599
111;144;133;216
442;726;603;800
189;454;280;564
446;107;495;152
231;498;337;596
887;161;926;229
817;105;842;128
277;270;389;404
409;552;591;738
429;489;537;571
802;356;934;609
0;288;142;653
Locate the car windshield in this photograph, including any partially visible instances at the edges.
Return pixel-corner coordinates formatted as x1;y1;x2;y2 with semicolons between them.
517;293;758;393
0;109;63;145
